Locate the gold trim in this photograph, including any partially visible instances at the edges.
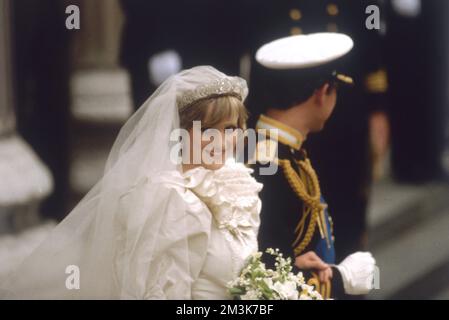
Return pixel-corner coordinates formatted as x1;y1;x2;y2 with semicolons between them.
326;3;339;16
308;272;332;299
277;135;301;150
307;273;321;292
290;27;303;35
336;74;354;85
254;139;278;163
257;115;304;151
277;157;331;256
365;69;388;94
289;8;302;21
324;279;331;299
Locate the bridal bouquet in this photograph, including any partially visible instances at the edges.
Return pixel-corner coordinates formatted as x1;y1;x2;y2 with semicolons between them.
227;248;323;300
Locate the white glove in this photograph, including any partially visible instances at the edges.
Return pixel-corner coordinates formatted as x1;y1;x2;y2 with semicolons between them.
335;252;376;295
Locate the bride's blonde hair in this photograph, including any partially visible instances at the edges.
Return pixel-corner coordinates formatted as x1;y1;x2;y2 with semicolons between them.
180;94;248;131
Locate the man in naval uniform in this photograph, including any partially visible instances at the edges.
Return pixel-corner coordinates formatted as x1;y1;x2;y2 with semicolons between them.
245;0;388;261
249;33;376;299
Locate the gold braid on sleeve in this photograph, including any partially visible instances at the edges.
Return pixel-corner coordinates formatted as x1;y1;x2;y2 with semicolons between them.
277;158;330;256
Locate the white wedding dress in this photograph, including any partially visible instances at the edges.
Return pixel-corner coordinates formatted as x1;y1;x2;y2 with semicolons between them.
115;159;262;300
0;66;258;300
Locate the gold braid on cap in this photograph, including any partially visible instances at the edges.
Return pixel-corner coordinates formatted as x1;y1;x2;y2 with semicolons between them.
277;157;331;256
177;77;247;110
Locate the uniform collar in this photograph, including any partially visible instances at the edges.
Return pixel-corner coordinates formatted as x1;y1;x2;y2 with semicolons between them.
256;114;305;151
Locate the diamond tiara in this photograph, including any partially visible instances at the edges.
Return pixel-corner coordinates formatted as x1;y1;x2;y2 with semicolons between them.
177;77;247;110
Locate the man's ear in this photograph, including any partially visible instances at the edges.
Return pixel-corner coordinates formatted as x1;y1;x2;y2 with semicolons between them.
314;83;330;107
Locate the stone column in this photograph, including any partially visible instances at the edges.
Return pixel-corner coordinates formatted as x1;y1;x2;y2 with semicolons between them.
0;0;53;233
71;0;124;68
0;0;15;135
67;0;133;197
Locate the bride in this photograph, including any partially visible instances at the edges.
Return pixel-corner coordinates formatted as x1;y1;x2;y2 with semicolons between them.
1;66;263;299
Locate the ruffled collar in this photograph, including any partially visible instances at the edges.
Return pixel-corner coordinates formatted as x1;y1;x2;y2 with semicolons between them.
182;159;263;237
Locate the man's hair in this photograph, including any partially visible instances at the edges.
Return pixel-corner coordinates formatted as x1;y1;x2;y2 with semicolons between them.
248;60;341;116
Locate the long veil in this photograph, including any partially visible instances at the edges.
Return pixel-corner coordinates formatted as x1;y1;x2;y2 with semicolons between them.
0;66;248;299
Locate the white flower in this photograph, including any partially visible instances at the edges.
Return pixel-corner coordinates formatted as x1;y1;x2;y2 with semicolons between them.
228;248;324;300
301;284;315;292
300;284;323;300
252;251;263;259
241;289;261;300
272;280;299;300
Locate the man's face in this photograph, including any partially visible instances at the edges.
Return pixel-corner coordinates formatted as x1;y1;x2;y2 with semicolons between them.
311;84;338;132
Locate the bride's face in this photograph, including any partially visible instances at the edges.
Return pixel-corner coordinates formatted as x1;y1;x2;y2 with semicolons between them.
187;115;240;171
180;95;248;173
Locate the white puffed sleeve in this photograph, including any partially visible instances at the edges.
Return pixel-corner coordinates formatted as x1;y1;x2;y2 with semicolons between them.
114;176;212;300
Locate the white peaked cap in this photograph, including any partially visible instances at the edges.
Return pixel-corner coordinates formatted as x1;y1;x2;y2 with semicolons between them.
256;33;354;70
